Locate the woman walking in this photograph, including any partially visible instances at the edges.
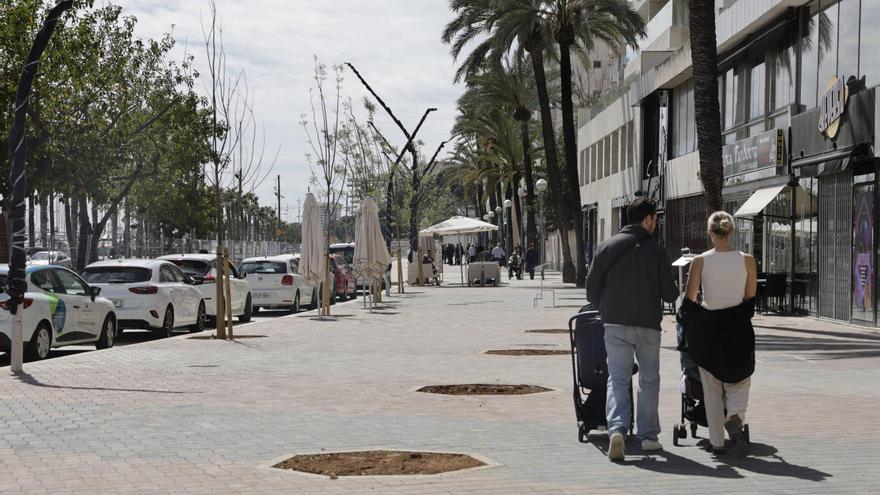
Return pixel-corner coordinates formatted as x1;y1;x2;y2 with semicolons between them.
681;211;757;456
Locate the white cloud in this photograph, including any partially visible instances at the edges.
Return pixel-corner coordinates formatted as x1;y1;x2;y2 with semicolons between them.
108;0;465;222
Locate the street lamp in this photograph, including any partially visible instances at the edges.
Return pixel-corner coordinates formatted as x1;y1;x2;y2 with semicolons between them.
535;179;548;274
503;199;512;251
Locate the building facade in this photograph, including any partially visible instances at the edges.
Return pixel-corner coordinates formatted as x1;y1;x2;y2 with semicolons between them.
578;0;880;327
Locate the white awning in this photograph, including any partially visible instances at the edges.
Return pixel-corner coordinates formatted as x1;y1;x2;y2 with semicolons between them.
734;185;787;217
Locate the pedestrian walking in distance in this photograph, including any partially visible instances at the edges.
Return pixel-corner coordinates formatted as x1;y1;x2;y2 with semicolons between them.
525;243;539;280
586;198;677;461
491;243;506;266
680;211;757;456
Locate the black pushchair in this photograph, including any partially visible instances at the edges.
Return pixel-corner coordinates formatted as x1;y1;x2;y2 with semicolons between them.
569;305;635;443
672;322;750;446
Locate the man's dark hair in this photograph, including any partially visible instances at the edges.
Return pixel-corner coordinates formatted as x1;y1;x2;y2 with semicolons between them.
626;197;657;225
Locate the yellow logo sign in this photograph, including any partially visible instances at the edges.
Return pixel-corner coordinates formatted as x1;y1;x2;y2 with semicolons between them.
818;76;849;140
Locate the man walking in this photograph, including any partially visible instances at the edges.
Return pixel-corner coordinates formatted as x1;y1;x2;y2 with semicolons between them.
585;198;677;461
525;243;539;280
491;243;506;266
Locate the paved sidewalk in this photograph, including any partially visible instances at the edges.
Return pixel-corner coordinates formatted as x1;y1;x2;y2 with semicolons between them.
0;272;878;494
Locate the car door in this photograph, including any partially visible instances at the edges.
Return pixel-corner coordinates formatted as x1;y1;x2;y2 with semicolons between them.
166;264;198;322
52;268;101;339
30;269;75;338
227;261;247;313
158;264;183;320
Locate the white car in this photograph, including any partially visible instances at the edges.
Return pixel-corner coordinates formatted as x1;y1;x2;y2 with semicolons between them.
157;254;252;323
0;265;117;361
81;259;206;337
292;254;336;304
28;250;73;269
239;254;330;313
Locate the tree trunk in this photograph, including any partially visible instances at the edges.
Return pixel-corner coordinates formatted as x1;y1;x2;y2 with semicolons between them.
559;42;587;287
28;194;35;248
516;117;539;249
123;200;131;257
528;47;575;282
48;193;55;250
75;195;91;271
408;149;420;261
512;173;523;248
688;0;724;211
488;182;498;244
39;193;48;248
64;196;75;250
111;207;118;258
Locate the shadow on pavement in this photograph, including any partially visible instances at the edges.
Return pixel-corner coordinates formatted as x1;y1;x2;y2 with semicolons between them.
13;371;199;394
587;436;831;481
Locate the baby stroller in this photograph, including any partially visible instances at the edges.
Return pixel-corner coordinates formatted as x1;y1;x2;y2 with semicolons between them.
508;253;522;280
672;323;750;446
569;305;635;443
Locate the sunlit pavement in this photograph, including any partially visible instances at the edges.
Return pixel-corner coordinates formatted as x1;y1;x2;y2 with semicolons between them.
0;270;876;494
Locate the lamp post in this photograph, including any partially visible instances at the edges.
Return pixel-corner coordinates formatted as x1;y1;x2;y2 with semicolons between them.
518;188;527;249
503;199;512;254
536;179;548;275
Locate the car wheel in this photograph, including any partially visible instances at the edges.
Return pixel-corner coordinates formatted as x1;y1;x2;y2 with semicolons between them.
25;322;52;361
189;302;206;333
95;316;116;350
238;295;253;323
156;306;174;338
252;305;260;314
289;292;300;313
309;289;318;310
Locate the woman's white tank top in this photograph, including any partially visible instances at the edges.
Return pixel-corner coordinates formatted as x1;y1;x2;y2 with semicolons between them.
700;249;747;310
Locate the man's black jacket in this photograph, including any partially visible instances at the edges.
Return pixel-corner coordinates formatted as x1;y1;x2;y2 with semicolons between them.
586;225;677;330
677;298;756;383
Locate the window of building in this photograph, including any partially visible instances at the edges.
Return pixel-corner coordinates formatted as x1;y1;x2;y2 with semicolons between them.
838;0;860;78
593;60;602;69
626;121;635;168
591;144;598;181
860;0;880;86
603;136;611;178
817;2;839;94
800;6;821;109
611;129;619;174
671;79;696;158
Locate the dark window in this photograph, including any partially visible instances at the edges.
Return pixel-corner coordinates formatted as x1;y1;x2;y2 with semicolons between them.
81;267;152;284
593;60;602;69
54;269;89;296
239;261;287;274
167;259;211;277
800;8;821;109
159;266;177;283
671;79;696;158
31;270;61;293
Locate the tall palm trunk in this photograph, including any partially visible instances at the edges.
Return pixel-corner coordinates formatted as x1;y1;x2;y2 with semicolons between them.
527;45;575;282
28;195;35;248
558;40;587;287
39;193;48;248
515;113;539;249
688;0;723;211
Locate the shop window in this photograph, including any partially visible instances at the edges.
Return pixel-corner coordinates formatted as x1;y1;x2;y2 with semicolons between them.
797;177;819;315
749;60;766;122
771;43;795;111
816;3;839;100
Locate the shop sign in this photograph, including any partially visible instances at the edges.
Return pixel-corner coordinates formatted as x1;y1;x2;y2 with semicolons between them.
722;128;785;179
818;75;849;140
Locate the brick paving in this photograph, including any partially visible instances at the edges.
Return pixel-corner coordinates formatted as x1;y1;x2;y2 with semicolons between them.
0;271;878;494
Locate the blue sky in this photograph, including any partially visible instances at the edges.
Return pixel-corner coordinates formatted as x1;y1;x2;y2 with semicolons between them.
109;0;465;222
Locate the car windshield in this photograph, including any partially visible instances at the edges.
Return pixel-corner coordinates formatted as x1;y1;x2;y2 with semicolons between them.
239;261;287;274
30;252;50;261
167;259;211;277
81;267;151;284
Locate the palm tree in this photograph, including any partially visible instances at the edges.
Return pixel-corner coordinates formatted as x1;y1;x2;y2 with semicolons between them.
549;0;645;286
467;55;540;249
443;0;576;283
687;0;722;211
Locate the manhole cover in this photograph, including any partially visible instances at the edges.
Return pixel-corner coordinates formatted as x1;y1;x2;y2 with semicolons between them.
187;335;268;340
525;329;568;334
417;384;551;395
484;349;571;356
273;450;484;477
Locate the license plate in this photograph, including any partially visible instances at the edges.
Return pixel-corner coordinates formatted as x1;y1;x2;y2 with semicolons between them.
253;292;271;299
111;299;124;308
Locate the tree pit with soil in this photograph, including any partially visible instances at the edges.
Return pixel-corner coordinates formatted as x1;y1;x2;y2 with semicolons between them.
484;349;571;356
272;450;484;477
524;329;569;334
187;335;268;340
417;384;551;395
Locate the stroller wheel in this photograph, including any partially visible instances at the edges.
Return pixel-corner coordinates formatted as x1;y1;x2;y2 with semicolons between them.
578;427;587;443
743;424;750;443
671;423;681;446
690;422;698;439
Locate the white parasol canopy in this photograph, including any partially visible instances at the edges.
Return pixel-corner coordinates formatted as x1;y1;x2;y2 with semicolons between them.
353;197;392;279
300;193;325;283
419;216;499;236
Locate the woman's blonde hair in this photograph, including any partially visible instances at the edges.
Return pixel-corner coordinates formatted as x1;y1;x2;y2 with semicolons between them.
707;211;735;237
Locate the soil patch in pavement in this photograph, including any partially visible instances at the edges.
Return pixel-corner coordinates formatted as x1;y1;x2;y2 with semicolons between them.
417;384;551;395
525;329;569;334
273;450;484;477
484;349;571;356
187;335;268;340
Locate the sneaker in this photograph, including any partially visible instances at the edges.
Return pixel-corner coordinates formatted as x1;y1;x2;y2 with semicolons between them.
608;432;625;461
724;419;750;457
641;439;663;451
711;446;726;456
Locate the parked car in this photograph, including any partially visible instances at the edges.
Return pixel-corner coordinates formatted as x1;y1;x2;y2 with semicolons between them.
330;254;356;301
0;265;117;361
81;259;206;336
28;250;73;269
291;254;336;305
329;242;386;290
240;254;309;313
157;254;252;323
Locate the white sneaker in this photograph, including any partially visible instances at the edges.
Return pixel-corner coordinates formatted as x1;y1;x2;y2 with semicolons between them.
608;432;625;461
641;439;663;451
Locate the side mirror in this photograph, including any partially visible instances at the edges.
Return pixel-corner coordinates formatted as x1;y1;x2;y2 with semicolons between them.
190;276;203;286
89;286;102;300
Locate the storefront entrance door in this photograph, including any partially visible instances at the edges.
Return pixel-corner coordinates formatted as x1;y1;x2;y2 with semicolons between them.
818;172;852;321
852;182;875;324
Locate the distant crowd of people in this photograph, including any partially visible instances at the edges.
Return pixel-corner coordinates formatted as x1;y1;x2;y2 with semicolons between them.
438;241;541;280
